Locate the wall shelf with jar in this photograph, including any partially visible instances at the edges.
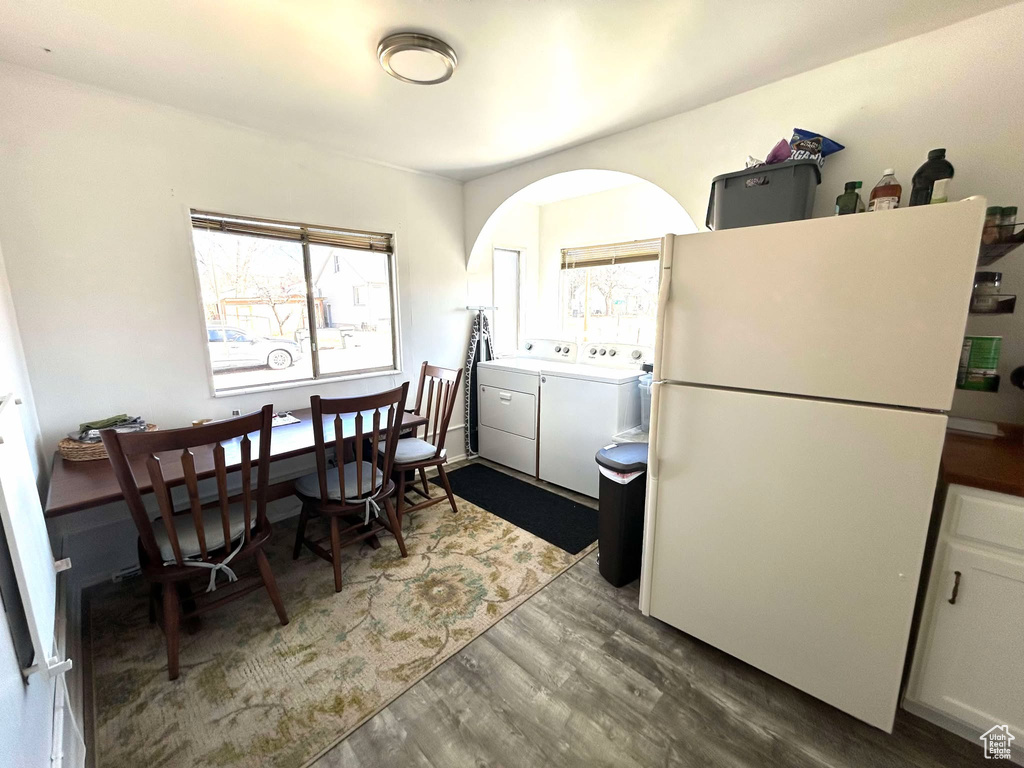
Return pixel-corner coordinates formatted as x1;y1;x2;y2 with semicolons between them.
977;208;1021;267
969;272;1015;316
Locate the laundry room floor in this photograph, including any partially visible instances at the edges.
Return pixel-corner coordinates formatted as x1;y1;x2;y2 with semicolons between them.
315;459;985;768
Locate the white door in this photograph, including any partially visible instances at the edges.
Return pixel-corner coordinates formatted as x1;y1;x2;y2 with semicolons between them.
659;198;985;410
912;542;1024;736
492;248;520;357
646;384;946;731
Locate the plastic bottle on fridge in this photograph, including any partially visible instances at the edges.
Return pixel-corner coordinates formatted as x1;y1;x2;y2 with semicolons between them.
909;148;954;206
868;169;902;211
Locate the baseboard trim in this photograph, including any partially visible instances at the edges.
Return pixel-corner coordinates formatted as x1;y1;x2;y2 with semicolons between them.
901;699;1021;765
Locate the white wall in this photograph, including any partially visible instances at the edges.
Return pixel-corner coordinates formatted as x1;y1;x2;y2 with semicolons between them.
535;182;694;337
0;240;53;768
0;62;468;456
464;3;1024;423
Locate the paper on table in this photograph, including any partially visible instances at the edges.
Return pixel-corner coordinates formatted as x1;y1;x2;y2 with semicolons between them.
271;412;300;428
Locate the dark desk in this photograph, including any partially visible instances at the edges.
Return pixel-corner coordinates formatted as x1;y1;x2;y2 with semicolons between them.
44;407;427;517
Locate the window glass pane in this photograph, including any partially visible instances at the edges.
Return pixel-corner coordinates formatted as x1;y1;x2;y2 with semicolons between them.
561;260;659;346
309;245;396;375
492;248;520;356
192;229;312;391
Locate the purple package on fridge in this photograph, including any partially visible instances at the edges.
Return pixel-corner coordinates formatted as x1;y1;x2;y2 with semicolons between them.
765;138;791;165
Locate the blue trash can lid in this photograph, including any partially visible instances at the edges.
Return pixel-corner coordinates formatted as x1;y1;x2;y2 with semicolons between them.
595;442;648;472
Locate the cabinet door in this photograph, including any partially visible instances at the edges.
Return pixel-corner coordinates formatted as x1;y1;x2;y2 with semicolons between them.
914;541;1024;735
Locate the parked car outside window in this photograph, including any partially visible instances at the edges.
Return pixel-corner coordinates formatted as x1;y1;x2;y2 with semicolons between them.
206;325;303;371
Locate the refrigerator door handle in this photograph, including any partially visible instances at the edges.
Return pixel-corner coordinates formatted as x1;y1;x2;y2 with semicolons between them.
652;234;675;382
640;233;675;616
639;378;664;616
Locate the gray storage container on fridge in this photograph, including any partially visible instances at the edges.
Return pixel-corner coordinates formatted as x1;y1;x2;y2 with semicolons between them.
706;159;821;231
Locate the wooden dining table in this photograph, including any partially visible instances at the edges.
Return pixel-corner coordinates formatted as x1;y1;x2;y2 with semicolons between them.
44;407;427;517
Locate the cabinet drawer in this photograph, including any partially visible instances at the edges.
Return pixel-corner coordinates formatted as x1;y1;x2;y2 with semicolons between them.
479;426;537;477
478;366;538;395
479;385;536;439
949;485;1024;554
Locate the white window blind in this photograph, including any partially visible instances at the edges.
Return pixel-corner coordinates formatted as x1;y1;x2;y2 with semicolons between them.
191;211;393;253
560;238;661;269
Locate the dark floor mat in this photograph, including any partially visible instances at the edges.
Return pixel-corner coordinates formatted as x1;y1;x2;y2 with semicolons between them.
435;463;597;555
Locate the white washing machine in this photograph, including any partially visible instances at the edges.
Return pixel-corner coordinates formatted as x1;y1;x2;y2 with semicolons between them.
476;339;577;476
538;343;649;497
477;339;649;497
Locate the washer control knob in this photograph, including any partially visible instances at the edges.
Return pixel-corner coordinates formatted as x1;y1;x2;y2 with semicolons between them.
608;349;617;357
554;345;562;353
631;349;642;360
599;348;607;356
524;342;533;350
589;347;597;355
562;348;570;355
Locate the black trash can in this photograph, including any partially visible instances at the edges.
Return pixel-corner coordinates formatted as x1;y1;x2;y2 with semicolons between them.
595;442;648;587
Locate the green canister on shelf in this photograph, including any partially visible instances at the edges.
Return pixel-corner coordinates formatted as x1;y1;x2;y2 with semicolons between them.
957;336;1002;392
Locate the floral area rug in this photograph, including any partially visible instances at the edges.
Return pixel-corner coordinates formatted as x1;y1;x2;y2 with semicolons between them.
88;491;592;768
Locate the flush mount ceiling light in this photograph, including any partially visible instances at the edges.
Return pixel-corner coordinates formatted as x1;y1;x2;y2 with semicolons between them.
377;33;457;85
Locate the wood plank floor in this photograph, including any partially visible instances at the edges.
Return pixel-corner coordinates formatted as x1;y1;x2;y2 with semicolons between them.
314;462;987;768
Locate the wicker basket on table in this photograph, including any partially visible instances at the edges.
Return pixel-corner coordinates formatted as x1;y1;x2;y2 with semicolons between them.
57;424;158;462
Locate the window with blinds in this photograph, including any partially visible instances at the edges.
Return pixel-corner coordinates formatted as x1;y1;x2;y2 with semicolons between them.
560;237;661;346
189;210;399;394
560;238;661;268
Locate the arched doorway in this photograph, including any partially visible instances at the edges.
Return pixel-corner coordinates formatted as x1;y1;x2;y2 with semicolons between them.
462;169;693;454
467;169;694;350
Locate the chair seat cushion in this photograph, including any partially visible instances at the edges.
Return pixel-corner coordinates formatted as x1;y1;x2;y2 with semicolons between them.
153;504;255;563
294;461;384;501
380;437;445;464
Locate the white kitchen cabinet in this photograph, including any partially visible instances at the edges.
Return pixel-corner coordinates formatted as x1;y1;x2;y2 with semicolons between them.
905;484;1024;750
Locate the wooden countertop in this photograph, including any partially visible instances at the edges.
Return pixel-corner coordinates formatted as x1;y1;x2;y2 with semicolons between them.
942;423;1024;498
45;407;427;517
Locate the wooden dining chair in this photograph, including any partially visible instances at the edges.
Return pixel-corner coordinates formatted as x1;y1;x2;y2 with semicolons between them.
386;362;462;524
101;404;288;681
291;383;409;593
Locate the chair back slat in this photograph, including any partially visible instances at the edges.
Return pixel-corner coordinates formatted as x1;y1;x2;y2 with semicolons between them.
409;363;463;457
334;414;346;501
311;396;329;501
180;448;208;560
240;435;252;544
354;412;364;498
369;408;382;495
146;455;184;565
306;384;409;508
100;405;274;570
422;377;435;439
213;442;231;555
432;380;446;445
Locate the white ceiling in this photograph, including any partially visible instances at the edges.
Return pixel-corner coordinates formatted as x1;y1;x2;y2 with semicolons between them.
0;1;1013;181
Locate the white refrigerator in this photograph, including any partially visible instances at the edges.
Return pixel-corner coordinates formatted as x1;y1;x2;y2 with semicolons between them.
639;197;986;732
